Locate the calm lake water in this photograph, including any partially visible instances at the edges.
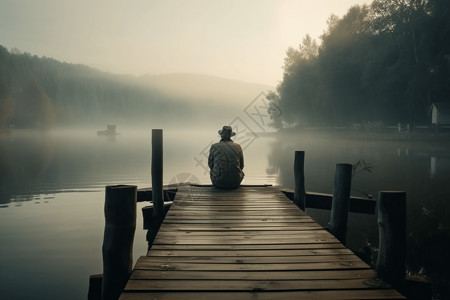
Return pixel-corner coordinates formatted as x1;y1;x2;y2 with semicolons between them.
0;128;449;299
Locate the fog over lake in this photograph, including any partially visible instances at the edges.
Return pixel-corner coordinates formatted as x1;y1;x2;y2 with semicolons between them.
1;128;449;299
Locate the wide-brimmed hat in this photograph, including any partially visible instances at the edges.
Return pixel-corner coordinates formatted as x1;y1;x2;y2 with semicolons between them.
218;125;236;137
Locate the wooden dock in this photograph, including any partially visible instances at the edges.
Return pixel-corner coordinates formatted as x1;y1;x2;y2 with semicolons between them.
119;185;405;300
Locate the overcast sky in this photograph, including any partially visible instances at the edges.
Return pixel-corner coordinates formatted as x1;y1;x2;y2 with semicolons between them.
1;0;369;86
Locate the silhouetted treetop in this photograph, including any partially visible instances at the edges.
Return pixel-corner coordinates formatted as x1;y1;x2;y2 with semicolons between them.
272;0;450;128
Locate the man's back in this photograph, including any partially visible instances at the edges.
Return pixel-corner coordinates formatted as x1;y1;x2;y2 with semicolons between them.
208;140;244;189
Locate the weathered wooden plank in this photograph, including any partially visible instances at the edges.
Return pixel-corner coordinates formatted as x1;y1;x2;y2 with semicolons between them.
305;191;376;215
138;254;361;264
120;290;405;300
169;207;299;212
152;232;339;244
157;231;323;236
171;205;302;209
165;212;309;218
124;278;390;291
171;197;293;203
145;248;354;257
186;196;290;200
173;197;288;201
157;229;323;236
158;225;323;231
133;260;370;271
180;196;289;201
163;217;315;223
129;269;376;280
162;219;318;224
156;230;327;237
173;198;292;202
153;236;336;244
149;243;345;251
164;213;311;219
152;238;339;245
159;223;322;229
167;205;311;214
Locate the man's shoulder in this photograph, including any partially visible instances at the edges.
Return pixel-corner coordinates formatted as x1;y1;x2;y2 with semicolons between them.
210;142;221;149
211;141;242;149
213;141;240;145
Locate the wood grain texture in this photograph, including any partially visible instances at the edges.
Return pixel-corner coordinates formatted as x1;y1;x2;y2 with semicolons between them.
119;186;405;299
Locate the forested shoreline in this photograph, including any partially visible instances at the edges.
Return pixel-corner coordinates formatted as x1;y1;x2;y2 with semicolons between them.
0;45;271;130
0;46;191;128
268;0;450;129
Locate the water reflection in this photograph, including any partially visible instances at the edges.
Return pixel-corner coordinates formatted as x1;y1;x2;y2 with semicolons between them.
266;131;450;298
1;129;449;298
0;130;151;205
0;129;279;300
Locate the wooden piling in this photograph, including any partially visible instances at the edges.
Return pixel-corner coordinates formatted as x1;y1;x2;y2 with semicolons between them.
142;202;173;230
88;274;102;300
152;129;164;218
329;163;352;244
102;185;137;300
376;191;406;289
294;151;305;211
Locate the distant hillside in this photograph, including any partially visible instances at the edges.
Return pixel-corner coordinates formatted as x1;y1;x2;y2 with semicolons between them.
140;73;273;108
0;45;273;129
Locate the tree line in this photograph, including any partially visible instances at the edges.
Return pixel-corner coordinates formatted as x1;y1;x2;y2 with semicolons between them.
268;0;450;128
0;46;188;128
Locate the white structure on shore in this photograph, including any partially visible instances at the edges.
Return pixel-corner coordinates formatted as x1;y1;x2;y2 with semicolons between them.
429;103;450;126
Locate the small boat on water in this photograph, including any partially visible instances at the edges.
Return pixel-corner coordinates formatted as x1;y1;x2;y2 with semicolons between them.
97;125;119;136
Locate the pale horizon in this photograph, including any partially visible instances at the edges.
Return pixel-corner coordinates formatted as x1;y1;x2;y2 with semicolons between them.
1;0;369;86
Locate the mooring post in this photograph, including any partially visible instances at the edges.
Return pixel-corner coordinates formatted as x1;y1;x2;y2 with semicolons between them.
102;185;137;300
377;191;406;289
329;163;352;244
88;274;102;300
294;151;306;210
152;129;164;218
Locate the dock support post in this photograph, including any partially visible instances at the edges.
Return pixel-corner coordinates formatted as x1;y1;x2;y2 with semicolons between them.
102;185;137;300
88;274;102;300
377;191;406;289
294;151;305;211
152;129;164;218
329;163;352;244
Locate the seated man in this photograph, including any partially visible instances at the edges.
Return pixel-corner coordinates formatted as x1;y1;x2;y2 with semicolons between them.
208;126;244;189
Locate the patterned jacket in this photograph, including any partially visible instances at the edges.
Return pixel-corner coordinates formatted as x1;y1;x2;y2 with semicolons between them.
208;140;244;188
